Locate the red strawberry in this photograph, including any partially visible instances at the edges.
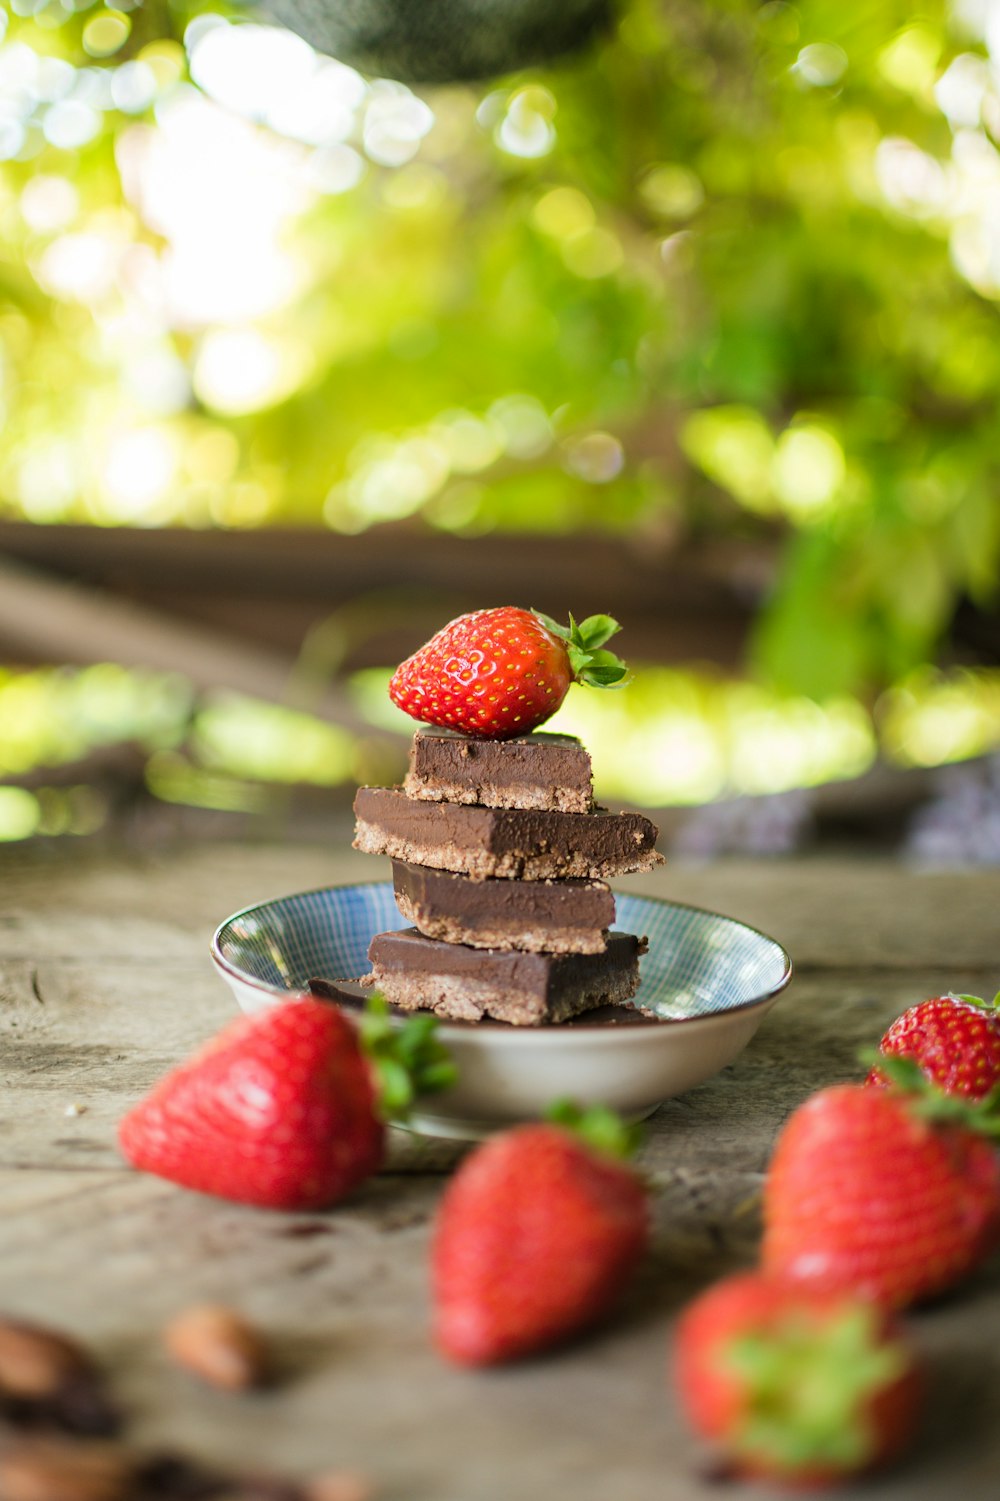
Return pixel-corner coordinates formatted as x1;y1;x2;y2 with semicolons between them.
119;996;454;1211
389;607;627;739
762;1081;1000;1308
119;999;382;1211
673;1271;922;1487
867;991;1000;1100
432;1106;649;1364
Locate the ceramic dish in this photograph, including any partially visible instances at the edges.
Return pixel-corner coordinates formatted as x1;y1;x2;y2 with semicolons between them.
212;883;791;1138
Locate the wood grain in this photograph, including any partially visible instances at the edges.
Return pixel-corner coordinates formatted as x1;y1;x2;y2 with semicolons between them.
1;840;999;1497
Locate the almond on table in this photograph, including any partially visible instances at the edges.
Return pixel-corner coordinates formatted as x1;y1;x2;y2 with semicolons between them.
0;1439;134;1501
0;1317;121;1436
163;1305;268;1392
304;1473;375;1501
0;1318;95;1401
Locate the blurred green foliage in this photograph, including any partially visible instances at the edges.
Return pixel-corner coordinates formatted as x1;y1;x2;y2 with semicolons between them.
4;658;1000;843
0;0;999;710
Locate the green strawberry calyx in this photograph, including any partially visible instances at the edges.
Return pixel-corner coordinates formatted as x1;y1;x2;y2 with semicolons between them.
726;1302;907;1474
949;990;1000;1013
531;610;629;689
358;993;457;1124
545;1098;643;1159
861;1048;1000;1136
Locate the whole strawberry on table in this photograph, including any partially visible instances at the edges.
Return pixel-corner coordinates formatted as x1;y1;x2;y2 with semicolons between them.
673;1271;922;1488
762;1062;1000;1309
119;995;454;1210
432;1103;650;1365
668;996;1000;1488
867;989;1000;1101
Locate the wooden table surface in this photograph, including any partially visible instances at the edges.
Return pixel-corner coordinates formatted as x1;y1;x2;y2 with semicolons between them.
2;836;999;1498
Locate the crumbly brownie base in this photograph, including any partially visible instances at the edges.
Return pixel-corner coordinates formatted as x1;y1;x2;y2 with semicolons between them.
360;955;641;1025
353;789;661;883
402;773;590;813
361;927;646;1026
393;889;609;954
354;822;661;880
404;728;593;814
391;860;615;955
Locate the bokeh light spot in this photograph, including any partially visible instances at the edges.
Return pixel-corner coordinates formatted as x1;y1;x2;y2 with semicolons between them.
194;329;309;415
563;432;625;484
0;789;41;843
681;407;775;511
82;11;130;58
561;226;624;278
772;425;846;518
497;87;556;159
792;42;848;88
532;186;595;238
639;164;704;219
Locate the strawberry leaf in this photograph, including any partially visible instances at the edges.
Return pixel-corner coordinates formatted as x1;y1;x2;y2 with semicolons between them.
859;1048;921;1089
570;647;629;687
950;991;1000;1012
531;609;571;643
359;993;457;1123
376;1059;413;1120
575;614;621;651
727;1304;906;1474
546;1098;643;1159
531;608;629;691
860;1047;1000;1135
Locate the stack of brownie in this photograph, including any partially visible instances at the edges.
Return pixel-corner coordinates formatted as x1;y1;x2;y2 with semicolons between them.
350;727;662;1026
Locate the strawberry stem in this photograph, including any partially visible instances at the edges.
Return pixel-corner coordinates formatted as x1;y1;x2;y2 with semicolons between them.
860;1047;1000;1136
531;610;629;690
951;991;1000;1012
545;1098;643;1159
726;1303;906;1474
358;994;457;1123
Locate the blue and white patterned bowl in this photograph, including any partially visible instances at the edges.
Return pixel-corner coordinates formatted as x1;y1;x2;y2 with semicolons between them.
212;883;792;1138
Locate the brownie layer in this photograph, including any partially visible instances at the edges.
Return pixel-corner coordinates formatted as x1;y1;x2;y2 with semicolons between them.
391;860;614;953
403;727;593;813
362;928;647;1025
353;787;662;880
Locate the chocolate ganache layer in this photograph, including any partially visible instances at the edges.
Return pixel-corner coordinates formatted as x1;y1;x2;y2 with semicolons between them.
391;859;614;953
362;927;647;1025
353;787;662;881
403;727;593;813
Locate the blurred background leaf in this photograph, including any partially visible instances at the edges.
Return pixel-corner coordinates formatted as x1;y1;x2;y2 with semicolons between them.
2;0;1000;848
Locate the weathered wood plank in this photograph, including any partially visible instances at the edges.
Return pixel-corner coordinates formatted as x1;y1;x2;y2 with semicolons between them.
0;958;993;1178
2;840;998;1177
0;520;759;670
2;843;1000;1497
0;1159;997;1499
0;558;389;733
